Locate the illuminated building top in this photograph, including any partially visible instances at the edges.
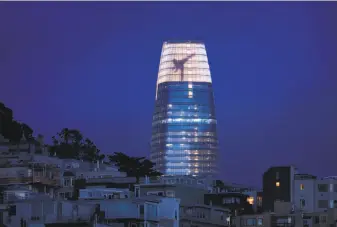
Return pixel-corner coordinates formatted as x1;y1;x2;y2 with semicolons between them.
156;41;212;97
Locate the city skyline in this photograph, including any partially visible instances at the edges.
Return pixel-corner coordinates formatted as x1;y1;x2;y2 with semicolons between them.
1;2;337;187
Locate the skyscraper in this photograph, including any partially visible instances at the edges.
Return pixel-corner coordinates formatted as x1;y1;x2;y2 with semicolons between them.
150;41;218;177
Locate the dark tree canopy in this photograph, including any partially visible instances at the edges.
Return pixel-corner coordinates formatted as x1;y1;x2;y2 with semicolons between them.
0;102;35;143
108;152;162;183
50;128;103;161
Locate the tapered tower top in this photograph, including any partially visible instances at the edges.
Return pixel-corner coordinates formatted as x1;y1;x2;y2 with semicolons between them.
156;41;212;97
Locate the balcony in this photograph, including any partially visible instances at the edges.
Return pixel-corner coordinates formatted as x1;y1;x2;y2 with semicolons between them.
0;177;32;185
32;176;60;186
0;176;60;186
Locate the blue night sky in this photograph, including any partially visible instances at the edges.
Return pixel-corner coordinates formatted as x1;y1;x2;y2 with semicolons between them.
1;2;337;187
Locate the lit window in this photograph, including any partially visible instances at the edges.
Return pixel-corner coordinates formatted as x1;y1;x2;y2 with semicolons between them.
247;197;254;205
188;84;193;89
276;181;280;187
300;184;304;190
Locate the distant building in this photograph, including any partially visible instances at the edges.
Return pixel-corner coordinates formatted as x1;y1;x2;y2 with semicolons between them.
262;166;298;212
294;174;337;213
135;175;229;227
232;201;337;227
150;41;218;177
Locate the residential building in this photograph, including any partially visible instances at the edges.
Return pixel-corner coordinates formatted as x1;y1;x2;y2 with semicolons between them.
294;174;337;213
262;166;298;212
135;175;230;227
232;201;337;227
150;41;218;177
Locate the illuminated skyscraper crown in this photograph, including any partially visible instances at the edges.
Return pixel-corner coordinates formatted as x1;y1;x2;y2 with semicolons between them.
156;41;212;98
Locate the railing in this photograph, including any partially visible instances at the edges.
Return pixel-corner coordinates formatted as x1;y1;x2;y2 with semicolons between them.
86;177;137;184
32;176;60;186
0;176;60;186
0;177;32;185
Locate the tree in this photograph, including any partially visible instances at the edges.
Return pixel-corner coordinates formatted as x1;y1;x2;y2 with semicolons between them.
214;179;225;191
0;102;35;143
50;128;102;161
108;152;162;183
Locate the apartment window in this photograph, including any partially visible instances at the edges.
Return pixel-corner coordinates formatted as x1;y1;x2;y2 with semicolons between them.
65;192;72;198
300;184;304;190
276;181;280;187
318;200;328;208
329;200;334;208
135;187;140;198
318;184;328;192
63;179;71;187
166;191;175;198
139;205;144;215
320;215;327;224
300;199;306;209
247;197;254;205
257;218;263;226
220;212;224;220
329;184;333;192
246;218;256;226
314;216;319;224
276;172;279;180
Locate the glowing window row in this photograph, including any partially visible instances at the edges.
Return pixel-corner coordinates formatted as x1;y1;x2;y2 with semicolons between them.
151;132;216;138
157;76;212;85
152;118;216;125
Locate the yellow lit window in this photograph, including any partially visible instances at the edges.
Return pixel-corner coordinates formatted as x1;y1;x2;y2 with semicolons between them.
300;184;304;190
276;181;280;187
247;196;254;205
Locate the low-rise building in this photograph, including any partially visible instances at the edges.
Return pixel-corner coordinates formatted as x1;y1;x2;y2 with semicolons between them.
294;174;337;213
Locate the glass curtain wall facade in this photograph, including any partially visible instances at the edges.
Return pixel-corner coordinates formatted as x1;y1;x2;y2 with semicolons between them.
151;41;218;177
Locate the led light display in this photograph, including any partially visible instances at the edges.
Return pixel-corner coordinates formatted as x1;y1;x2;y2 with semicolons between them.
151;41;218;177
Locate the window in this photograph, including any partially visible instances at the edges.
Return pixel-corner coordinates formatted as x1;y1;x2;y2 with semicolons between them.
329;200;334;208
247;197;254;205
329;184;333;192
276;181;280;187
314;216;319;224
257;218;263;226
63;179;71;187
318;200;328;208
320;215;327;224
166;191;175;198
300;184;304;190
318;184;328;192
246;218;256;226
139;205;144;215
300;199;306;209
135;187;140;198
